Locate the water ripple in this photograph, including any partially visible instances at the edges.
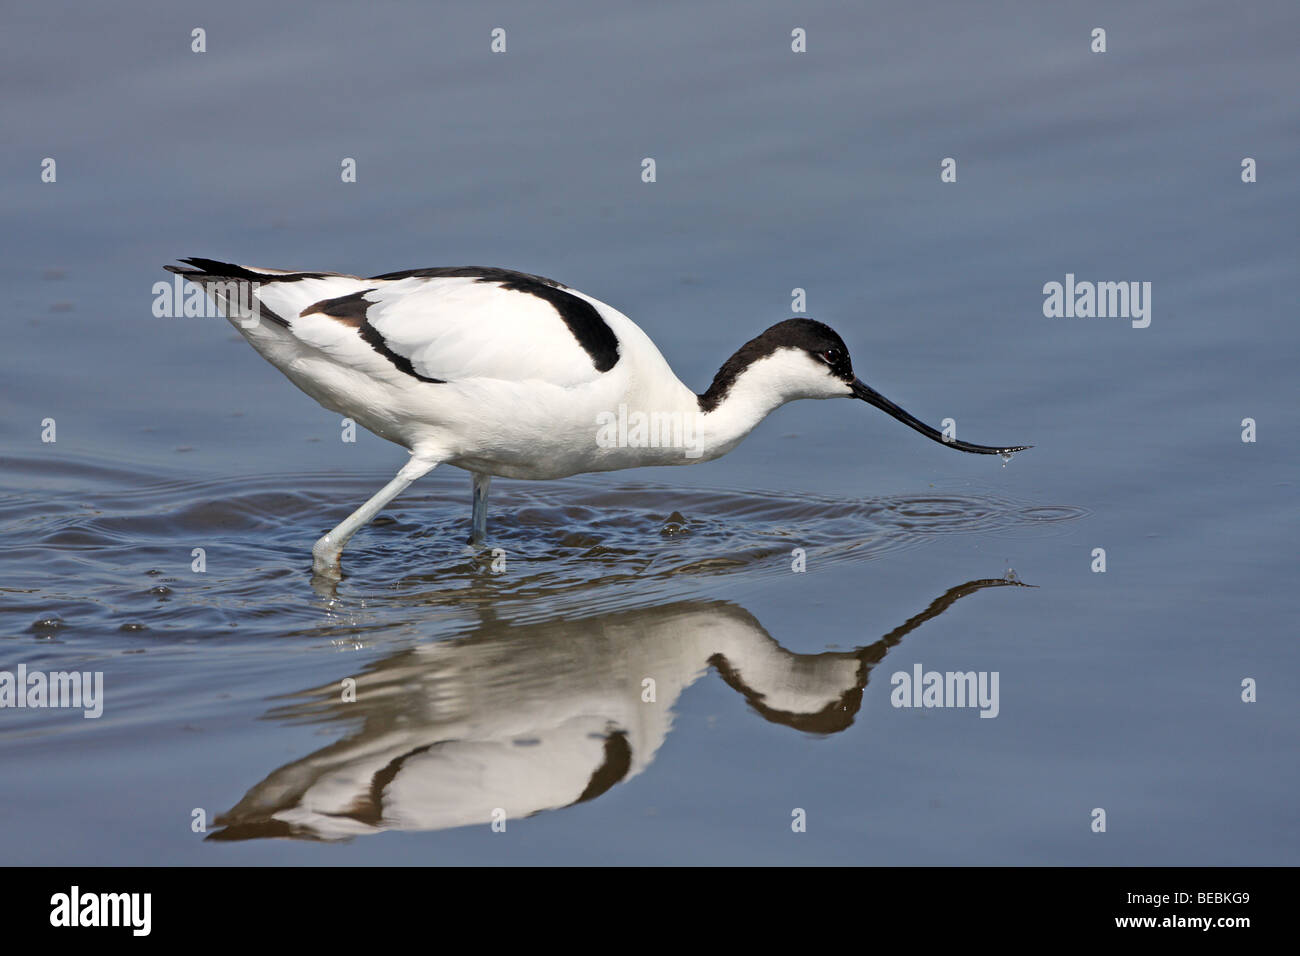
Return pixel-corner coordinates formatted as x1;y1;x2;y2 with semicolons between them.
0;456;1086;645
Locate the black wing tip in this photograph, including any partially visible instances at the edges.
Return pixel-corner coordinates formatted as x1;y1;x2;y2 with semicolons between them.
164;257;239;278
163;257;336;283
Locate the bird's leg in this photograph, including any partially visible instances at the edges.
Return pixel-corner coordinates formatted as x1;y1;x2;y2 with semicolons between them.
469;472;491;545
312;456;438;576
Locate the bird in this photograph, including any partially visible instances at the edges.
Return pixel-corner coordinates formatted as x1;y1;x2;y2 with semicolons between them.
165;257;1030;576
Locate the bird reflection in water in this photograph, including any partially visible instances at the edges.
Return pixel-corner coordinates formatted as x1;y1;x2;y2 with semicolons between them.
209;576;1024;841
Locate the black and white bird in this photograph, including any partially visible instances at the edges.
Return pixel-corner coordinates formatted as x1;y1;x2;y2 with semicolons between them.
165;258;1029;576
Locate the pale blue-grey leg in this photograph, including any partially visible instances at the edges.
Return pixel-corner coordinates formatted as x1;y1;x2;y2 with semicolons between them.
469;472;491;545
312;456;438;576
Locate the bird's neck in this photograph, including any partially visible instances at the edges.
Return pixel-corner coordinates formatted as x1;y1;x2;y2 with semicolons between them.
688;356;801;462
613;343;802;466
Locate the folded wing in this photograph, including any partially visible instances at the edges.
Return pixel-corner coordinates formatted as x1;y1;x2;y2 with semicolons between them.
166;259;621;388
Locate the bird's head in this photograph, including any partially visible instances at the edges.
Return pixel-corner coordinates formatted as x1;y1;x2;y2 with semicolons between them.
700;318;1030;456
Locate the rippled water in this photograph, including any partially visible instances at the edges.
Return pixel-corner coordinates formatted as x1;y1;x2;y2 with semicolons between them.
3;0;1297;865
2;455;1085;636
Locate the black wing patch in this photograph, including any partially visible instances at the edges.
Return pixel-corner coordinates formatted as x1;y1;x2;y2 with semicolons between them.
491;274;620;373
368;265;568;287
301;290;444;384
570;731;633;805
367;267;621;374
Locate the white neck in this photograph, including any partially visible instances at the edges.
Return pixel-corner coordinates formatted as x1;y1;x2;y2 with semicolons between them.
692;367;790;461
609;346;844;468
691;349;846;462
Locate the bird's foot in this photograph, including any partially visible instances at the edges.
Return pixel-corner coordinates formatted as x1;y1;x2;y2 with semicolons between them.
311;536;344;578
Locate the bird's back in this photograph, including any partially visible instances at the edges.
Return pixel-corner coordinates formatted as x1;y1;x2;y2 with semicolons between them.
168;259;641;390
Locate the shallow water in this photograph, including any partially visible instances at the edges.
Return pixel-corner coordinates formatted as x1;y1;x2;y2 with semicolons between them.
2;0;1298;864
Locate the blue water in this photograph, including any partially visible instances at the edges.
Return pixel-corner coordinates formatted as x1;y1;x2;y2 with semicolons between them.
1;0;1297;864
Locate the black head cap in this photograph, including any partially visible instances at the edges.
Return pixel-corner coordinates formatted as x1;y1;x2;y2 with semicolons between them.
699;318;853;411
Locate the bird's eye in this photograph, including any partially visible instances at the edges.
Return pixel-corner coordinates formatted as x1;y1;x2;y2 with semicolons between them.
819;349;841;364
